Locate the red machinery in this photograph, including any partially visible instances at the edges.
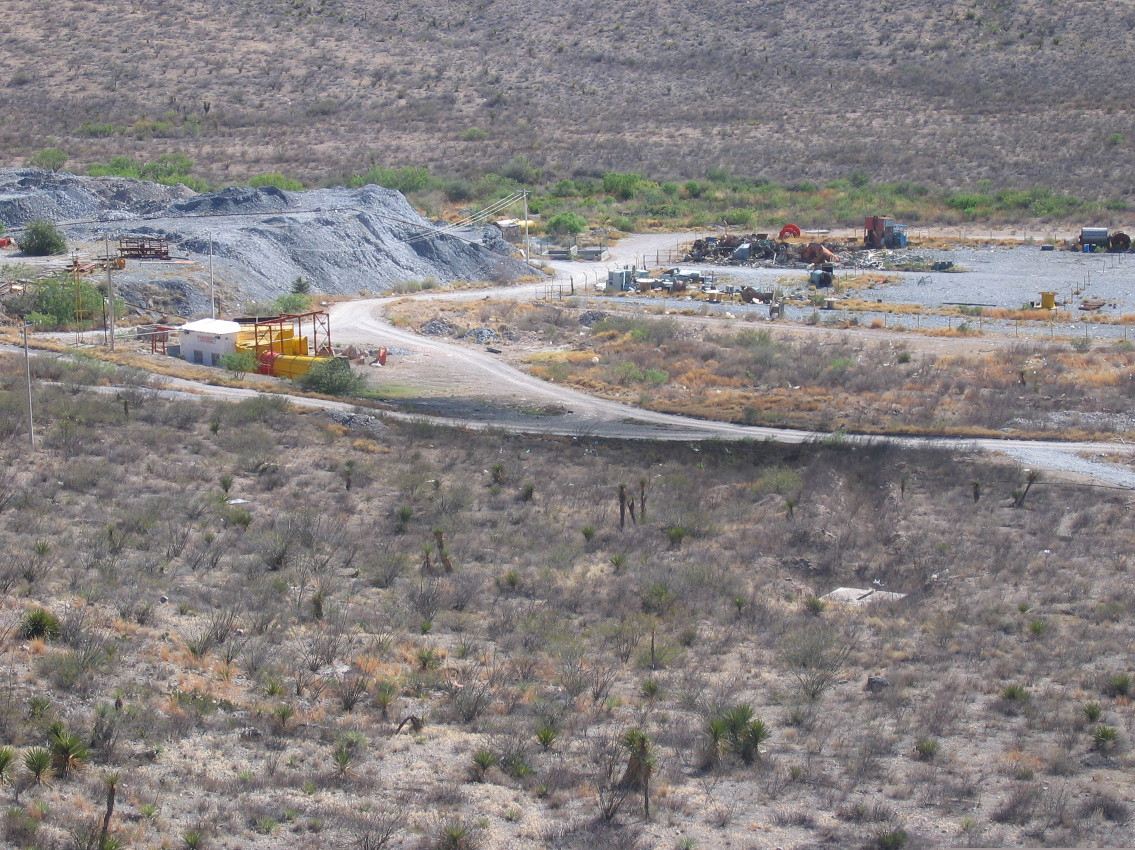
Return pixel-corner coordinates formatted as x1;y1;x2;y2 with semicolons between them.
863;216;908;249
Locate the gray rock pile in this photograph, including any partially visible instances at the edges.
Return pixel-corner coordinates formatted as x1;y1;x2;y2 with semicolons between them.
0;169;534;314
421;317;457;336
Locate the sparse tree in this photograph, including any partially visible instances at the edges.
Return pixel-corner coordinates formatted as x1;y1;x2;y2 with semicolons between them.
29;148;68;172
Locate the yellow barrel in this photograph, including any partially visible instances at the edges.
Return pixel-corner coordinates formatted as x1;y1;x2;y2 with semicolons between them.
1040;292;1056;310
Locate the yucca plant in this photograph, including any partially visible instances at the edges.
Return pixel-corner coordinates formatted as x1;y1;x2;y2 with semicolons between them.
913;738;939;761
535;725;559;752
0;746;13;784
470;748;498;782
416;647;441;670
722;704;770;764
17;608;62;641
703;716;728;768
332;744;353;779
1000;683;1030;702
49;725;89;777
24;747;53;785
271;703;294;729
373;678;399;720
1093;724;1119;752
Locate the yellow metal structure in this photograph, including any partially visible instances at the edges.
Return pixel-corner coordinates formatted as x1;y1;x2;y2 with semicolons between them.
229;311;336;378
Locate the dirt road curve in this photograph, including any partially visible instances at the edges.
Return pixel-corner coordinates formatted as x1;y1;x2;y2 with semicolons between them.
8;232;1134;487
325;235;1135;489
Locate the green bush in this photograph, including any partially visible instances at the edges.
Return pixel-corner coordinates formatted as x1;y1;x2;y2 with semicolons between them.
87;155;143;179
722;208;754;226
28;148;68;172
219;350;258;378
546;211;588;237
273;292;312;314
249;173;304;191
296;358;366;397
352;165;437;194
18;220;67;256
603;172;643;200
8;272;103;328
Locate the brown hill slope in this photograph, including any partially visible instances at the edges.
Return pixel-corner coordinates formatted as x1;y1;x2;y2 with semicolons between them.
1;0;1132;193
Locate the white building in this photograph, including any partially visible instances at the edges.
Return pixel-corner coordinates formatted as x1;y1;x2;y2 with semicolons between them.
179;319;242;367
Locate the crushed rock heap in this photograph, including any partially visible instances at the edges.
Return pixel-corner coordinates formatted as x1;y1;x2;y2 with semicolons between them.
0;169;533;314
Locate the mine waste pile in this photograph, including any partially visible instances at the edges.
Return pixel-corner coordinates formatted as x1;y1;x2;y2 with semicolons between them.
0;169;531;313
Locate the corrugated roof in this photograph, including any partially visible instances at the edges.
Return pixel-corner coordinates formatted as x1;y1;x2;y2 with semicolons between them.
180;319;242;335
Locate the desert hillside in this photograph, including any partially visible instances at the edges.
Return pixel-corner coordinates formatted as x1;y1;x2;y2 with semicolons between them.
1;0;1132;193
0;352;1132;849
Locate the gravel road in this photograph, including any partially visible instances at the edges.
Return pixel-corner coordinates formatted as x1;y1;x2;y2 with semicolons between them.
324;234;1135;488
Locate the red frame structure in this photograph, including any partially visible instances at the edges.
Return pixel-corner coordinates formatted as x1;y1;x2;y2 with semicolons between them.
246;310;331;357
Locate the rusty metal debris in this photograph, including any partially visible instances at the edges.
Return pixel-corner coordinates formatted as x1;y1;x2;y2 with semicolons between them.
118;237;170;260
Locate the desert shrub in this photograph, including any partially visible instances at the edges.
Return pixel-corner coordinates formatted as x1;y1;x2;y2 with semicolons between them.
602;172;642;200
705;704;770;765
48;724;89;777
872;827;908;850
28;148;68;172
546;211;588;237
780;628;855;702
11;272;102;327
296;358;366;396
219;350;258;378
1092;724;1119;751
351;165;437;194
18;608;61;640
913;738;938;761
1078;792;1130;824
1103;672;1131;697
248;173;304;191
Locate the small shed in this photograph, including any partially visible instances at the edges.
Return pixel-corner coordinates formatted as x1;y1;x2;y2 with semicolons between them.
180;319;241;367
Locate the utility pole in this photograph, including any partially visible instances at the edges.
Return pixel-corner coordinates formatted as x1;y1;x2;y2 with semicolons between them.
73;252;82;345
523;191;530;263
21;321;34;449
105;235;115;352
209;232;216;319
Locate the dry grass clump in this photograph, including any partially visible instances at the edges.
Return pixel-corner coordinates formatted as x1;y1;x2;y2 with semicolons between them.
0;351;1133;848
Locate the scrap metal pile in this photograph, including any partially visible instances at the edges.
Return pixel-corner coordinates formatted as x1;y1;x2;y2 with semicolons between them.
684;233;859;267
684;232;945;272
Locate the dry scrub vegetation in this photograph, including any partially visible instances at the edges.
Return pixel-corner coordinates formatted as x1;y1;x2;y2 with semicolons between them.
386;299;1135;439
0;349;1133;849
1;0;1133;195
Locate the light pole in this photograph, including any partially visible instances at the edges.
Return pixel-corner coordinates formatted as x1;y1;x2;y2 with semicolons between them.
20;321;34;449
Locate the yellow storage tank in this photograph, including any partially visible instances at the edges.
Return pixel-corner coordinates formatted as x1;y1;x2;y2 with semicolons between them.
270;355;323;379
